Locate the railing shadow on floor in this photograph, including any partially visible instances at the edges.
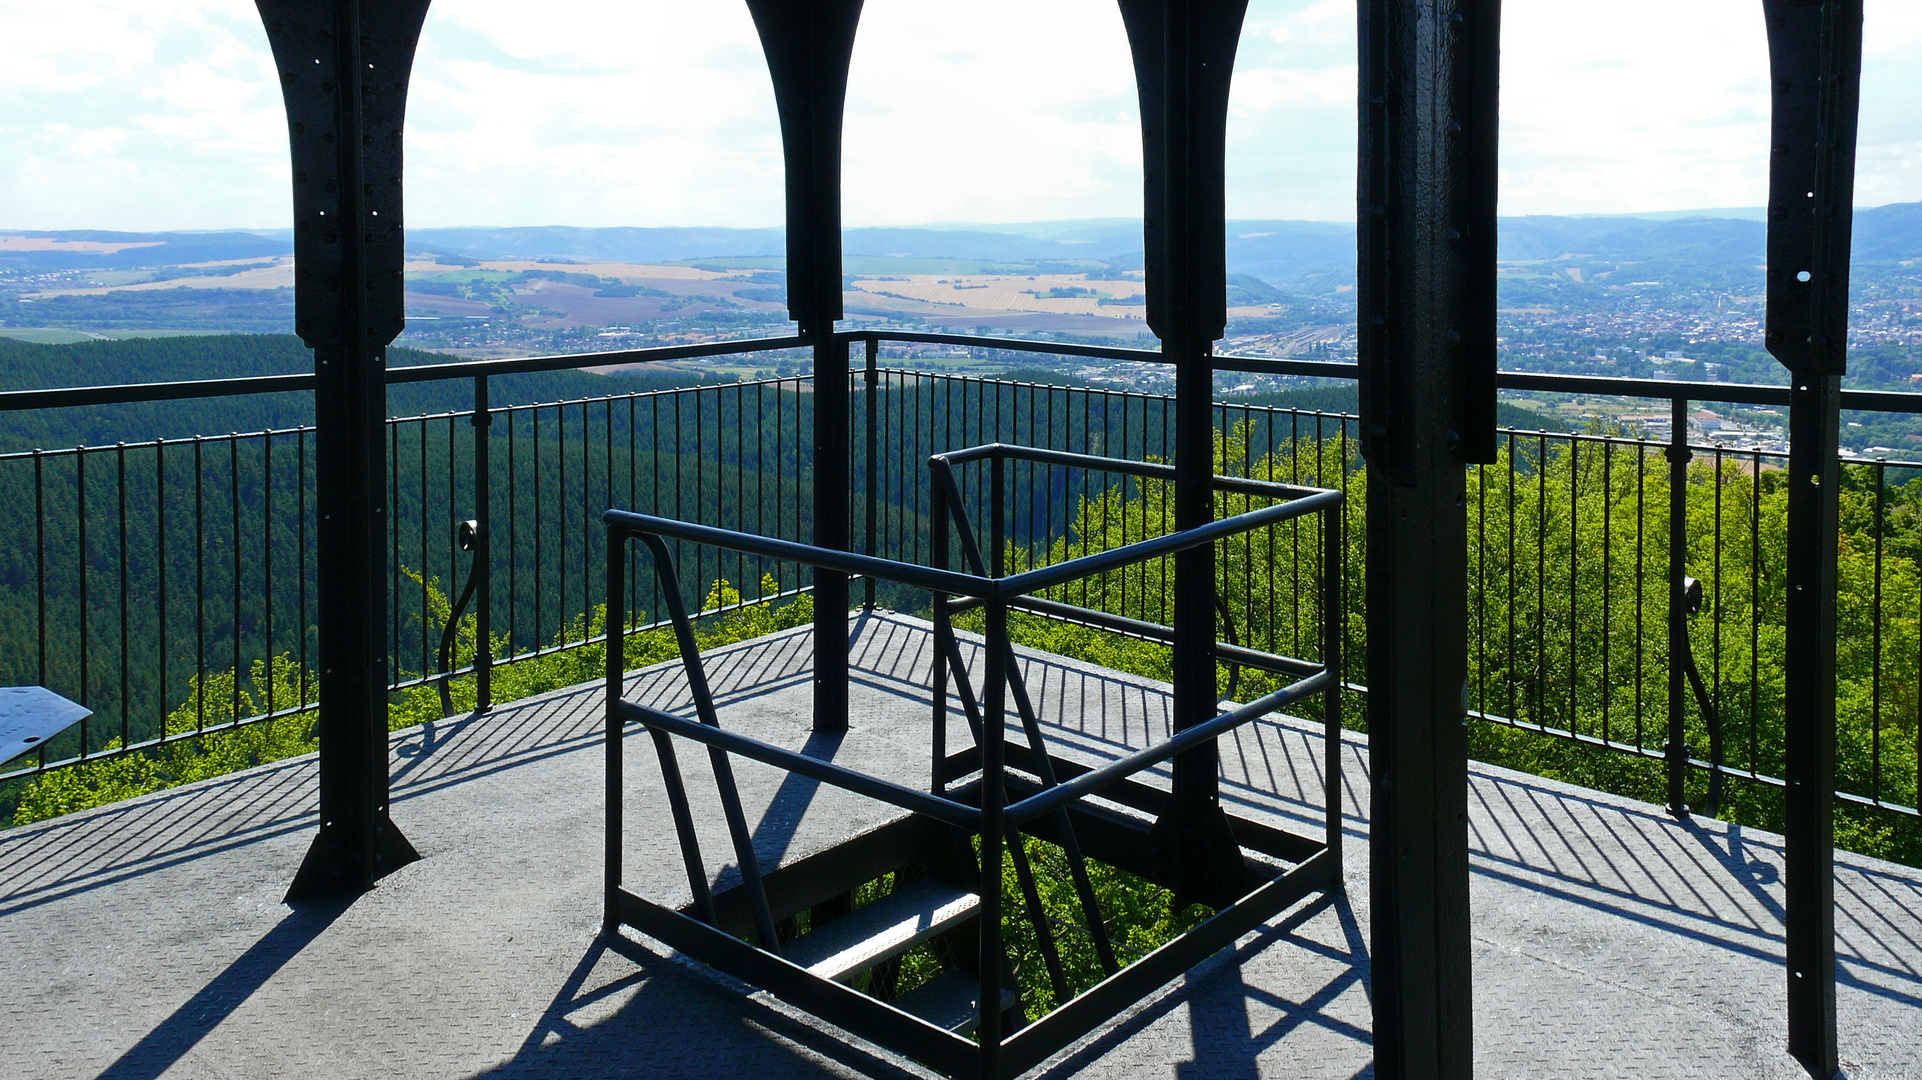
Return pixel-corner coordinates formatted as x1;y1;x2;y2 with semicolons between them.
1464;768;1922;1011
0;757;319;919
1029;892;1372;1080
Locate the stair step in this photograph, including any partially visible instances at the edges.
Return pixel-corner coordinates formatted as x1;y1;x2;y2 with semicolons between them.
784;879;979;983
894;969;1021;1035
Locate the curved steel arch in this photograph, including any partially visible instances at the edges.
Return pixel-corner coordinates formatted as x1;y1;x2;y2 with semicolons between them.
744;0;866;732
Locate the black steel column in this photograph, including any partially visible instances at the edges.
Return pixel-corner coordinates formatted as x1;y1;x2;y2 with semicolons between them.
1117;0;1252;909
1357;0;1499;1076
1763;3;1862;1075
746;0;864;732
259;0;430;899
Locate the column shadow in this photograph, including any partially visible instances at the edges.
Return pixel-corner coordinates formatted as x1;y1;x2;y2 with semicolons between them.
93;896;352;1080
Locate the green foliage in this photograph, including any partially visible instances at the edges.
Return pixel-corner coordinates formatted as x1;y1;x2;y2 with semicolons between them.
995;836;1209;1015
8;572;812;828
11;655;317;826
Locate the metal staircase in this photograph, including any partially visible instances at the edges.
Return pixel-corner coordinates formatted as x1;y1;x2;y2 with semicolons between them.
600;442;1346;1078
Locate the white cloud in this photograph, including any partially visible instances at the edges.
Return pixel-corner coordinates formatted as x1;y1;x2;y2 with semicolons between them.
1226;0;1358;221
0;0;1915;231
402;1;784;228
839;0;1142;226
0;0;287;230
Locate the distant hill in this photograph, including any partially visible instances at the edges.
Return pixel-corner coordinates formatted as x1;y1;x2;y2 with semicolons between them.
1850;201;1922;262
5;201;1917;288
0;231;289;272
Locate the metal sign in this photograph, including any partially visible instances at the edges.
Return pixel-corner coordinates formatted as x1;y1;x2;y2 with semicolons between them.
0;687;91;765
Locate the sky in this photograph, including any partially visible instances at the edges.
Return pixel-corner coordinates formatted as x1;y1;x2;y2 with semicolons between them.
0;0;1917;232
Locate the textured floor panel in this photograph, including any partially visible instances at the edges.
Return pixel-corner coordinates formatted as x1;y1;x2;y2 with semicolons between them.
2;611;1916;1079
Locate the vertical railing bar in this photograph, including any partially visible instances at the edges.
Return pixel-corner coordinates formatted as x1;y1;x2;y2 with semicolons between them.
449;411;459;678
194;437;204;732
1045;384;1055;575
1870;458;1885;802
589;399;597;644
586;400;596;642
1602;440;1611;742
419;419;429;682
535;407;543;653
1636;441;1646;748
117;442;129;746
1290;409;1300;657
1507;431;1518;724
1535;432;1546;726
733;385;745;598
265;432;274;718
753;382;763;592
475;379;493;708
629;390;639;628
913;371;924;567
1714;444;1725;764
232;436;242;727
1162;393;1171;625
1751;447;1762;772
864;341;878;605
156;440;168;740
35;450;46;697
1084;389;1097;594
391;419;400;678
1241;402;1253;667
761;386;768;568
1476;454;1486;720
299;426;310;705
654;391;664;612
560;402;570;647
507;409;518;658
674;391;684;611
1568;437;1578;735
78;447;89;754
979;594;1008;1073
699;387;707;609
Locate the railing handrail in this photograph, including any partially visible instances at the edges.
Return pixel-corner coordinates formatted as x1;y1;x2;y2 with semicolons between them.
7;326;1922;416
0;372;319;413
382;334;814;384
0;333;813;413
932;441;1337;501
847;328;1922;414
604;473;1337;605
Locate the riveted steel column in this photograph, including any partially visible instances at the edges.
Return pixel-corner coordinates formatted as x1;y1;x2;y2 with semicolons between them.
1357;0;1499;1075
259;0;429;899
1762;3;1862;1075
1117;0;1253;910
746;0;864;732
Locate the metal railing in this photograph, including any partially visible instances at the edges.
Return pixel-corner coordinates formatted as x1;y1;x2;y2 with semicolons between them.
0;327;1917;833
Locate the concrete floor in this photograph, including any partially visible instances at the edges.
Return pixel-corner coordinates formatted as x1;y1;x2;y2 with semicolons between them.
2;611;1918;1079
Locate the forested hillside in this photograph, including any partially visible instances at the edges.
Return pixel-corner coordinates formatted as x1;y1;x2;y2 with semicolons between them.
0;334;708;450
